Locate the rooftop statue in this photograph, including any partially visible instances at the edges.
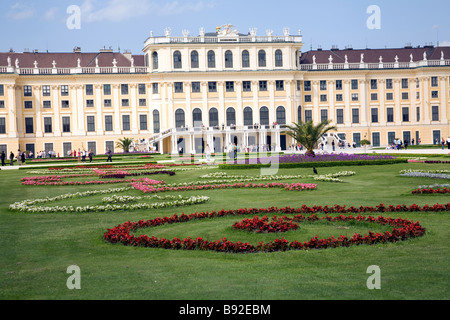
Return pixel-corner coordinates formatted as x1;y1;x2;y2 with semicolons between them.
216;24;238;36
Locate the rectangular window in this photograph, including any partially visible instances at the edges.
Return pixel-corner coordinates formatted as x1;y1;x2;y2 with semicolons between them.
152;83;159;94
353;133;361;147
336;94;343;102
432;106;439;121
304;81;311;91
416;106;420;122
371;108;378;123
304;110;312;122
86;99;94;107
25;117;34;133
174;82;183;93
87;142;96;155
121;99;129;107
104;99;112;107
208;82;217;92
372;132;380;147
371;93;378;101
0;100;4;108
43;100;51;108
191;82;200;93
226;81;234;92
320;109;328;122
139;114;148;131
42;85;51;96
105;141;114;153
138;83;146;95
401;78;408;89
304;95;312;102
336;109;344;124
352;109;359;123
122;115;130;131
259;81;267;91
276;80;284;91
388;132;396;145
87;116;95;132
320;94;327;102
24;101;33;109
121;84;128;95
24;85;32;97
0;85;4;96
335;80;342;90
105;115;113;132
63;142;72;157
386;79;393;89
139;99;146;107
416;92;420;99
402;92;409;100
62;116;70;133
319;80;327;91
351;80;358;90
386;92;393;100
402;107;409;122
103;84;111;95
351;93;358;101
431;91;439;99
0;117;6;134
370;79;378;90
242;81;251;92
61;85;69;96
387;107;394;122
297;80;301;91
431;76;438;87
85;84;93;95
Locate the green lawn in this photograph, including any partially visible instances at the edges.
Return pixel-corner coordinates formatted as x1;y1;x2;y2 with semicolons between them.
0;159;449;300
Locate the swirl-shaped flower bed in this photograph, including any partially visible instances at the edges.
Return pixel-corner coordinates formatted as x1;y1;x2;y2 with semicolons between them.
102;204;439;253
232;216;299;233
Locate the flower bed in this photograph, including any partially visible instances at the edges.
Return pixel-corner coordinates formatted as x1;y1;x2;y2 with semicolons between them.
21;175;164;186
232;215;299;233
400;169;450;180
103;204;435;253
131;182;318;194
412;187;450;194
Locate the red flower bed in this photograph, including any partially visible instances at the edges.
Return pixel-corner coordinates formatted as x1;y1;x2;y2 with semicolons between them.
103;204;440;253
412;188;450;194
233;215;299;233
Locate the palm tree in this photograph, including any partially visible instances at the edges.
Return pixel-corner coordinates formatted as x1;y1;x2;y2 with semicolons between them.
284;120;337;157
115;137;134;153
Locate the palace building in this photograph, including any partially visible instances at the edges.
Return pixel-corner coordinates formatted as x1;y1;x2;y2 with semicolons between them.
0;25;449;157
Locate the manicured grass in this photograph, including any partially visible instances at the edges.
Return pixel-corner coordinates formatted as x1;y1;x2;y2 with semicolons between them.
0;160;449;300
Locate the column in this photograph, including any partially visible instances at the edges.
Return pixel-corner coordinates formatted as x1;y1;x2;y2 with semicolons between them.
327;80;335;125
7;85;17;138
184;82;192;128
344;80;351;126
76;85;85;134
94;84;103;134
286;80;293;125
312;80;319;124
33;85;43;137
394;79;401;126
52;85;61;136
422;77;430;124
236;81;243;127
130;84;139;134
378;80;386;124
252;80;259;124
440;76;448;124
269;80;275;124
112;84;121;134
69;85;78;135
360;80;368;127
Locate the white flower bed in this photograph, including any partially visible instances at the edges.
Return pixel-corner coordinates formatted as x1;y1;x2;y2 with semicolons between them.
400;169;450;180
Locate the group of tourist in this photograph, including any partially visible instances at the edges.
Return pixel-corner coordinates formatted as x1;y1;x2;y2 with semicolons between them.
1;149;26;166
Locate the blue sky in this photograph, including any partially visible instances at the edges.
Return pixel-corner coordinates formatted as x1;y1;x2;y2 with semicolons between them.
1;0;449;55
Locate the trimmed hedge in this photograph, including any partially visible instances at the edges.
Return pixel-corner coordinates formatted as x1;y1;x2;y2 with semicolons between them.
218;158;408;170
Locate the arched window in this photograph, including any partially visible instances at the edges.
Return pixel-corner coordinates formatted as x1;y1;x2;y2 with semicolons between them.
243;107;253;126
153;110;160;133
258;50;266;67
226;107;236;126
191;51;199;68
192;108;202;127
152;52;158;70
225;50;233;68
276;106;286;125
275;49;283;67
242;50;250;68
260;106;269;126
207;50;216;68
173;51;182;69
209;108;219;128
297;105;302;123
175;109;185;128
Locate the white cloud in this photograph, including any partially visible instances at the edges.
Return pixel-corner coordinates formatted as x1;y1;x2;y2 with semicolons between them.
44;7;58;21
7;3;35;20
80;0;216;22
438;40;450;47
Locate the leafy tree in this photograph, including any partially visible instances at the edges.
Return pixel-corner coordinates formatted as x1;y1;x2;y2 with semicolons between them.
115;137;134;153
284;120;337;156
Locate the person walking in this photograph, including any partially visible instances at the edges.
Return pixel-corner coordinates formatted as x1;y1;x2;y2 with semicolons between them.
9;151;14;166
21;151;26;165
17;150;22;166
442;138;445;150
1;151;5;166
332;140;335;152
205;144;211;161
447;137;450;150
106;148;112;162
88;149;93;162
